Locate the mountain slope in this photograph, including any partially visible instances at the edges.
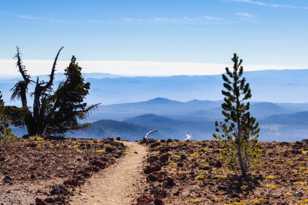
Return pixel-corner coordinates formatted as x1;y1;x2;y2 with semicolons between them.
125;114;214;139
91;98;220;121
262;111;308;125
70;120;149;140
90;98;295;122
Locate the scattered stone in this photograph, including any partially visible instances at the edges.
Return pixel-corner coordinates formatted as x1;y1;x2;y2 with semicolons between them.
163;177;175;189
154;198;164;205
144;164;161;174
35;198;46;205
159;153;170;164
293;191;304;198
2;176;12;185
147;174;158;182
50;184;69;196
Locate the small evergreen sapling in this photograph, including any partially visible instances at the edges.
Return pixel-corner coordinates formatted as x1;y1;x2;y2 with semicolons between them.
213;53;260;178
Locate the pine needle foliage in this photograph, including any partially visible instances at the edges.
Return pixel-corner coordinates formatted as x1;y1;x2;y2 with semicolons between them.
46;56;97;134
213;53;260;178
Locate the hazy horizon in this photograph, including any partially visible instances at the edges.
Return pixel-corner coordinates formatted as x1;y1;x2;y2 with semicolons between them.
2;69;308;105
0;60;308;77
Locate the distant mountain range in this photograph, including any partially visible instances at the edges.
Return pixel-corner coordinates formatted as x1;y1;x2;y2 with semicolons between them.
83;69;308;104
69;97;308;142
2;69;308;105
89;97;308;121
3;69;308;141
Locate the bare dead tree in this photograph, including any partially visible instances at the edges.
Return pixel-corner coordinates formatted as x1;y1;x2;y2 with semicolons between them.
11;47;63;136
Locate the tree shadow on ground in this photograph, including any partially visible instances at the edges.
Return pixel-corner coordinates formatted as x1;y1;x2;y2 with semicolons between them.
218;174;263;198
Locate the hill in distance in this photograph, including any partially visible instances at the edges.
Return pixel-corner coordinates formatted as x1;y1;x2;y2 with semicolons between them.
4;69;308;142
2;69;308;105
70;120;148;141
72;97;308;142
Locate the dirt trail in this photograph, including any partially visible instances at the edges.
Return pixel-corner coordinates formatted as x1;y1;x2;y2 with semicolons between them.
70;141;147;205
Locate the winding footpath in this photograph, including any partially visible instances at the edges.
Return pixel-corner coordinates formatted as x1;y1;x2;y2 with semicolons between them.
70;142;147;205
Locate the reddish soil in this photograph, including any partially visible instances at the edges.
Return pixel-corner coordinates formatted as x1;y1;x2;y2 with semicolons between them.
0;138;125;205
136;139;308;205
71;142;147;205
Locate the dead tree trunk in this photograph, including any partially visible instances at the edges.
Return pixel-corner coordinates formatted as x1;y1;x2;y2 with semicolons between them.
12;47;64;137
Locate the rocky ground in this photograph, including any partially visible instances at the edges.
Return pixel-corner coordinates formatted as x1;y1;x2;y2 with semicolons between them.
136;139;308;205
0;137;125;205
71;142;147;205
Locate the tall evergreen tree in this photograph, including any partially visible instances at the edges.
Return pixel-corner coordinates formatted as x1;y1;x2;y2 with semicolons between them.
213;53;260;178
46;56;96;134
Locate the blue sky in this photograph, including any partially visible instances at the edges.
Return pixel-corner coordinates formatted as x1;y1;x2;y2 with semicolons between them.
0;0;308;76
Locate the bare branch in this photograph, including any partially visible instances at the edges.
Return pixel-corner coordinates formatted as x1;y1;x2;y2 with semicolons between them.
44;47;64;90
15;47;31;83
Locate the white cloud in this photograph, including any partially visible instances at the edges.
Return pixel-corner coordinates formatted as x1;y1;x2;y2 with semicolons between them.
15;13;224;25
16;15;76;24
0;59;306;77
230;0;308;10
235;12;255;18
17;15;41;21
231;0;266;6
120;16;224;25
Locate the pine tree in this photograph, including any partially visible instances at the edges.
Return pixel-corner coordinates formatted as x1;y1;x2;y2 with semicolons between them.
213;53;260;178
45;56;96;134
